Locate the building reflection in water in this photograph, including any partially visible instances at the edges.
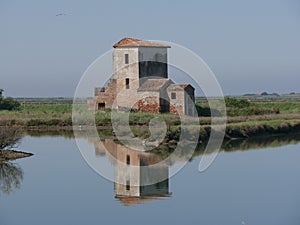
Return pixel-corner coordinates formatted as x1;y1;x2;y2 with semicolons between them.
91;139;171;205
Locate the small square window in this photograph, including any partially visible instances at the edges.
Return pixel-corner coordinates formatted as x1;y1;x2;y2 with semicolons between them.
171;93;176;99
125;54;129;64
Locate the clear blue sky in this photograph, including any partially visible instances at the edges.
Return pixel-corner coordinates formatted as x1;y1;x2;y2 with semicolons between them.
1;0;300;97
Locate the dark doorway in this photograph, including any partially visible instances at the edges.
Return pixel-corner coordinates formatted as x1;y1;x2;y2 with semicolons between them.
98;102;105;109
159;97;170;113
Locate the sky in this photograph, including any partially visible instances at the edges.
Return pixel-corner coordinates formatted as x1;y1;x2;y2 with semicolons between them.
0;0;300;97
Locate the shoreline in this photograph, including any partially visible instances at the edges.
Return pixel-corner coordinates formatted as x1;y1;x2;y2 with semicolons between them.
3;118;300;142
19;126;300;161
2;122;300;163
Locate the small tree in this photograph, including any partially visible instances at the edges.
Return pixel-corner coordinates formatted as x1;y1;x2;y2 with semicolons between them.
1;97;21;110
0;89;3;105
0;89;20;111
0;127;22;150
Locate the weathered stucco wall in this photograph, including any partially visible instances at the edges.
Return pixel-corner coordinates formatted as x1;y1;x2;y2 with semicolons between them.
167;85;196;116
168;89;185;115
113;48;140;108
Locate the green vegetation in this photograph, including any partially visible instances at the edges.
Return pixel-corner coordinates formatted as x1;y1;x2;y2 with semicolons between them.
251;101;300;114
0;103;72;126
196;97;300;117
1;97;300;141
0;89;20;111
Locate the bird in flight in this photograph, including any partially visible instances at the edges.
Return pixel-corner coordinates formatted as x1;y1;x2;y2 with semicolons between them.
56;13;66;16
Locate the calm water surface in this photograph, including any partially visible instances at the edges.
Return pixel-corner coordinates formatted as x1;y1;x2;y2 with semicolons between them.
0;135;299;225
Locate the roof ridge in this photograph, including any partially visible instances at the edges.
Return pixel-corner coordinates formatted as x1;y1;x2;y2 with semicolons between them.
168;83;194;89
113;37;170;48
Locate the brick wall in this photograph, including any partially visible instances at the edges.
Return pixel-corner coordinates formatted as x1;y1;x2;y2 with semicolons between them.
137;92;160;113
94;78;117;109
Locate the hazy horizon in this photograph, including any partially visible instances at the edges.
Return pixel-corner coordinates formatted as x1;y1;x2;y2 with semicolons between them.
9;91;300;99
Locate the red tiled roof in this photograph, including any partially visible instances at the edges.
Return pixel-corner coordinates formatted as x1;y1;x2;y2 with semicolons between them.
113;38;171;48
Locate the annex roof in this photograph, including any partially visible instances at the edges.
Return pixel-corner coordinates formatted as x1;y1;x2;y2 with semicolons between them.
137;79;174;92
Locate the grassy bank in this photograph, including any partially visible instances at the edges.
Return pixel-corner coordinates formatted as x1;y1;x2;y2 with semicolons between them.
1;99;300;141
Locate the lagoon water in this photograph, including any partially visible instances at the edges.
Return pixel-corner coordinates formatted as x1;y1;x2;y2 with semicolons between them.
0;134;300;225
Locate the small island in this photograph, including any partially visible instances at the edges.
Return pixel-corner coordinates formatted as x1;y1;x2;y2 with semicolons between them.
0;124;33;162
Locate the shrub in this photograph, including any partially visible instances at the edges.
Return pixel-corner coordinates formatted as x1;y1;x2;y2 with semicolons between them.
0;127;22;150
195;104;222;117
0;90;20;111
225;97;250;108
0;97;21;111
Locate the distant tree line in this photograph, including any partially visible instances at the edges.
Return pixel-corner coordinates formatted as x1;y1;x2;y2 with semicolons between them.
0;89;20;111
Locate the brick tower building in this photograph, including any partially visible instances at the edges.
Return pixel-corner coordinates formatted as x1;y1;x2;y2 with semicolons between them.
88;38;195;116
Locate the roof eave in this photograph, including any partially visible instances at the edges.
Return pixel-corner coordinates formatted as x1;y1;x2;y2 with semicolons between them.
113;45;171;48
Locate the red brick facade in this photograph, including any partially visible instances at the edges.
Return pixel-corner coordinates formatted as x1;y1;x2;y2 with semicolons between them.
91;79;117;110
137;97;160;113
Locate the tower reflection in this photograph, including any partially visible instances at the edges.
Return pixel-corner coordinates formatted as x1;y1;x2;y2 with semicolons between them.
92;139;171;205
